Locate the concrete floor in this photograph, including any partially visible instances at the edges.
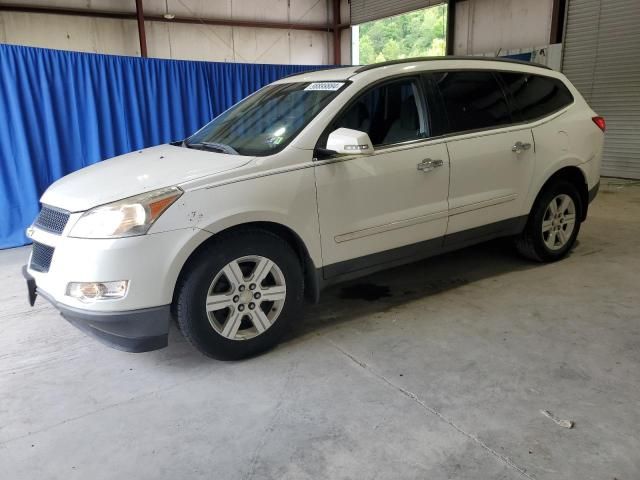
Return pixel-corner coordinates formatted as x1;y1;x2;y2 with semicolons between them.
1;179;639;480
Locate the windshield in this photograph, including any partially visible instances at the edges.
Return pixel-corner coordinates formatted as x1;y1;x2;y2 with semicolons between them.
186;81;347;156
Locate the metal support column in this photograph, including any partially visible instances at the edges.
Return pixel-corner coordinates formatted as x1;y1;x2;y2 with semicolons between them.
135;0;148;58
332;0;341;65
446;0;456;56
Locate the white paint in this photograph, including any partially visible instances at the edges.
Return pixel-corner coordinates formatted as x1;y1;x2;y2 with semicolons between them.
0;0;352;65
29;58;602;316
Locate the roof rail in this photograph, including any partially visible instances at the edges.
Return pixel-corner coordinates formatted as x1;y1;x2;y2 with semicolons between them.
352;55;551;74
277;65;343;81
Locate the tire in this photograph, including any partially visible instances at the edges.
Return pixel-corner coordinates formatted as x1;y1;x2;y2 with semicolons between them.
515;179;583;262
175;228;304;360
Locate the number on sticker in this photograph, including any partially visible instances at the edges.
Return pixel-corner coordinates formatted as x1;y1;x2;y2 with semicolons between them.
304;82;345;91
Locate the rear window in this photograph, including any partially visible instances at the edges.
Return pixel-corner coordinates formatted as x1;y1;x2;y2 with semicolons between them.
498;73;574;122
434;71;511;134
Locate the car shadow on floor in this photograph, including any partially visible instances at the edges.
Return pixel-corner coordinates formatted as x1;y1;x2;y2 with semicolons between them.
160;238;578;364
283;237;558;346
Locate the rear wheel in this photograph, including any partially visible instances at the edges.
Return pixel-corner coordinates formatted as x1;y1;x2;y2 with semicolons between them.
516;180;582;262
175;229;303;359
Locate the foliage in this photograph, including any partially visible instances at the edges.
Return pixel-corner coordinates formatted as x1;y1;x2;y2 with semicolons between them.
358;5;447;64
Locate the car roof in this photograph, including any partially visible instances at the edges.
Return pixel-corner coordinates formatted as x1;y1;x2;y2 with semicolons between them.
352;55;551;73
274;56;552;84
274;66;361;83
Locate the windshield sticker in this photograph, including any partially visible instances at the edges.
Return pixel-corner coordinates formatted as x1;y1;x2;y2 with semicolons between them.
266;136;284;146
304;82;345;91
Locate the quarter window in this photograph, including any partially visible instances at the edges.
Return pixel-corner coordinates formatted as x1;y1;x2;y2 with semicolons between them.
434;71;511;134
332;78;427;146
499;73;573;121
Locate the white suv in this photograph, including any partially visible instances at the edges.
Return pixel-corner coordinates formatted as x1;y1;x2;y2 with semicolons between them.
23;57;604;359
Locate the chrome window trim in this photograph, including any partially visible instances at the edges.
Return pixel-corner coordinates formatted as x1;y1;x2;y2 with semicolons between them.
313;67;575;161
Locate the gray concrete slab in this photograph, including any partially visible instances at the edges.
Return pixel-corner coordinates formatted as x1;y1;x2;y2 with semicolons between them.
1;179;639;479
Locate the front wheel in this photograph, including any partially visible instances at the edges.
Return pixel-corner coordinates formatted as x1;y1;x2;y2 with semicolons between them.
515;180;583;262
175;229;304;359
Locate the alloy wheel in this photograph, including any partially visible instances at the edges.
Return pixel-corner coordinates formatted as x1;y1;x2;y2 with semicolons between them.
205;255;286;341
542;194;576;251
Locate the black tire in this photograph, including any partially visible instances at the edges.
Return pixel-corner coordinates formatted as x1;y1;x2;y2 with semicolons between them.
175;228;304;360
515;179;583;262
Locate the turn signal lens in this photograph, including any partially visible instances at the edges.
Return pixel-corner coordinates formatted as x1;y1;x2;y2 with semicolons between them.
592;116;606;132
67;281;129;303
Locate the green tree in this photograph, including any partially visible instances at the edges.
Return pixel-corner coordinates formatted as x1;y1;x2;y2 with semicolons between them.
360;36;376;64
427;38;446;57
382;39;400;60
358;5;447;65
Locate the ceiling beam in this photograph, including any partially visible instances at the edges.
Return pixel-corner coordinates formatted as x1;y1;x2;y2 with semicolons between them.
0;4;336;33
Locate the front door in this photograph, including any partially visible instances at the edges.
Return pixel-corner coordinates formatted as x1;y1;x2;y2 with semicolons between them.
314;77;450;278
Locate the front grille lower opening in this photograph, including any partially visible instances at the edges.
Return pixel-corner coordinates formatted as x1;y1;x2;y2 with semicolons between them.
30;242;55;273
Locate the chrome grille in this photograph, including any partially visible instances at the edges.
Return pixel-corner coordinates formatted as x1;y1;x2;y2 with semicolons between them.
30;242;55;273
34;206;70;235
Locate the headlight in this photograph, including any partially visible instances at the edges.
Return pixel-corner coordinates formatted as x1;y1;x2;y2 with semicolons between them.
69;187;182;239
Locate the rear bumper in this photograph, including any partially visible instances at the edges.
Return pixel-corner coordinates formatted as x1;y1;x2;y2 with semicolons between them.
22;266;170;353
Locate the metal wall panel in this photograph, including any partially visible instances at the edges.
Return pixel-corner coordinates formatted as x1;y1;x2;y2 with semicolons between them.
562;0;640;178
350;0;443;25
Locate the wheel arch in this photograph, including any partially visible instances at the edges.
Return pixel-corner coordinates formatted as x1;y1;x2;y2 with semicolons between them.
172;221;321;308
528;164;590;221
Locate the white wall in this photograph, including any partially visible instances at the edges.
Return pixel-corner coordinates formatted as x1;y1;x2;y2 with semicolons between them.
454;0;554;55
0;0;352;65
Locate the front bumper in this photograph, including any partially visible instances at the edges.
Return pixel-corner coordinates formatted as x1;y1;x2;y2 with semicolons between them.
23;266;170;352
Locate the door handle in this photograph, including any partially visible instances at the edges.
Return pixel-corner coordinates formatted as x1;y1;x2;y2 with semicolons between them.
512;141;532;154
417;158;444;172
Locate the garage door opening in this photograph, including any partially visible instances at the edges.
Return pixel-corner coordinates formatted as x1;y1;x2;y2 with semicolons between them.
352;4;448;65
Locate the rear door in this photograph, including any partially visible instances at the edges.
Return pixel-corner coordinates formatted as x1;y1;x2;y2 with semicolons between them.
431;70;535;242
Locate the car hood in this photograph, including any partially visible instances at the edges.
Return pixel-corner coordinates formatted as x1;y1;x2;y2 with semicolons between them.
40;144;254;212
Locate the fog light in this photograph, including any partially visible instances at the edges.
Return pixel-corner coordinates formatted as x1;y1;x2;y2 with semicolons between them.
66;281;129;302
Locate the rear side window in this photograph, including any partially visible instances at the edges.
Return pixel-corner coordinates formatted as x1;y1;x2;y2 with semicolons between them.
499;73;573;122
434;71;511;134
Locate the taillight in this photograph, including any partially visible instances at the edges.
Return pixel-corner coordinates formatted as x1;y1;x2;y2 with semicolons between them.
592;116;606;132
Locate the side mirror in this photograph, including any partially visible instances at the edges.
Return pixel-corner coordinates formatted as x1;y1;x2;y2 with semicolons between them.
326;128;374;155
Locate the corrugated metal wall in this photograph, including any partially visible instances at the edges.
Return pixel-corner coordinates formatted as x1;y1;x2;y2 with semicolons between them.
562;0;640;179
350;0;442;25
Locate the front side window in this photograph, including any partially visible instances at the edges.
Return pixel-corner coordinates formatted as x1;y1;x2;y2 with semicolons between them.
499;73;574;122
435;71;511;134
331;78;427;146
187;82;345;156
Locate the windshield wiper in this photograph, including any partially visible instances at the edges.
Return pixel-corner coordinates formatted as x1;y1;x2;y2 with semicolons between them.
185;141;239;155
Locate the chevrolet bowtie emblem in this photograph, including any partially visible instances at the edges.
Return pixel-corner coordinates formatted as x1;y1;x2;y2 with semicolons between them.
26;226;35;238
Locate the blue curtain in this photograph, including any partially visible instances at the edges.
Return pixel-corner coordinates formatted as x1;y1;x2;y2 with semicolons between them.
0;44;327;249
